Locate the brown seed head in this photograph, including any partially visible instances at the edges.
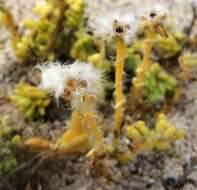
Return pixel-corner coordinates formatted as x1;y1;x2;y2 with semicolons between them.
66;78;78;91
113;20;129;36
62;87;72;102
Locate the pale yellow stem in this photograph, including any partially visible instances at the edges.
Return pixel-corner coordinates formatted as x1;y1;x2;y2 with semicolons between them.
114;37;126;147
83;98;104;153
56;111;89;149
57;134;88;151
132;26;154;97
63;110;84;138
84;111;103;153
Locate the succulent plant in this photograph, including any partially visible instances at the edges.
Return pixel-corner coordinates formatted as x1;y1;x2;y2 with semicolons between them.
71;29;96;61
0;0;188;174
65;0;85;28
126;114;184;153
0;141;18;175
0;116;21;175
10;82;52;120
125;48;141;72
144;63;177;104
14;0;65;60
154;34;181;58
1;0;86;61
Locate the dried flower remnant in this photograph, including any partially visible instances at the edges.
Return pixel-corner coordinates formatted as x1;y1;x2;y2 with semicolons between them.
88;10;138;149
38;61;103;102
138;4;169;22
131;4;169;98
87;10;138;44
37;61;105;155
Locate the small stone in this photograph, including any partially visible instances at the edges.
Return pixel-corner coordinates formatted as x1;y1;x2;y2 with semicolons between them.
187;170;197;185
144;177;156;188
182;184;196;190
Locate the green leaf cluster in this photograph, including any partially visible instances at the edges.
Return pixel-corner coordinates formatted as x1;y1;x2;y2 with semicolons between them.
126;114;184;153
180;53;197;69
0;116;21;175
71;29;96;61
13;0;62;60
10;82;52;120
144;63;177;104
65;0;85;28
1;0;86;61
154;34;181;58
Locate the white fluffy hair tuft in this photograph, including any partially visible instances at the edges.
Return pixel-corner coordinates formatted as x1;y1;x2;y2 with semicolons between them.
87;9;138;44
37;61;104;104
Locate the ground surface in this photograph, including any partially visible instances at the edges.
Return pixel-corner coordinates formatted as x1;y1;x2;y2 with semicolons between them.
0;0;197;190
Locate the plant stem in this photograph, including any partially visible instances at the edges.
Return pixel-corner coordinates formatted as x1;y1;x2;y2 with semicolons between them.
114;37;126;148
57;134;88;153
57;110;88;148
3;9;19;42
68;110;84;134
83;99;104;153
47;2;66;51
85;111;104;153
132;25;154;97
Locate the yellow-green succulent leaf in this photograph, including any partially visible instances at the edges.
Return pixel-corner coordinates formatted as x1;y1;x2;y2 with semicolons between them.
126;126;142;142
162;126;176;140
154;141;171;150
135;121;151;137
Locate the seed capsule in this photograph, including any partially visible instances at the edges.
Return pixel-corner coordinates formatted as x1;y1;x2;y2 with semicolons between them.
66;78;77;91
62;87;72;102
113;20;129;36
77;79;88;88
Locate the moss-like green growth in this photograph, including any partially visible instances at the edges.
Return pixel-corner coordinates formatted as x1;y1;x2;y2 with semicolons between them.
154;34;181;58
10;82;52;120
14;0;65;60
125;48;141;72
0;141;18;175
71;29;96;61
144;63;177;104
126;114;184;153
65;0;85;28
0;116;21;175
